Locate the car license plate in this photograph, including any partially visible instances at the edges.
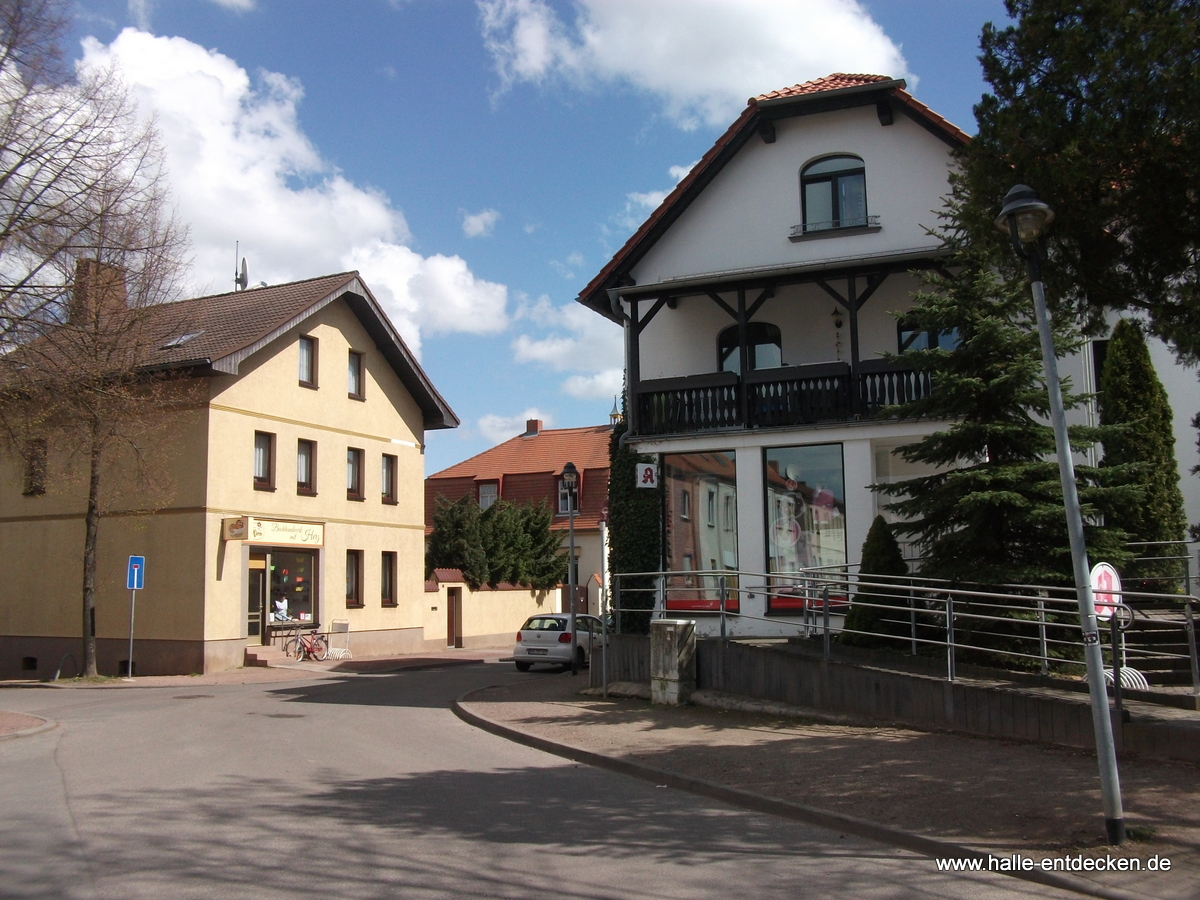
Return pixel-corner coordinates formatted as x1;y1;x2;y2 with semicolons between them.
527;648;548;655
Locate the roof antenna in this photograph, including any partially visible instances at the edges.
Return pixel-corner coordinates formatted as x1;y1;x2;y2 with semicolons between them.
234;242;248;291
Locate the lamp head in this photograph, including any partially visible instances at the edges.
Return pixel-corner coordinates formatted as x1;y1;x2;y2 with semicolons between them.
560;461;578;490
995;184;1055;243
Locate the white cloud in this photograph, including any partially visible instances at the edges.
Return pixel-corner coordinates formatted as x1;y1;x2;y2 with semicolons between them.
478;408;554;444
548;250;585;279
462;207;501;238
80;29;508;357
668;161;698;182
512;295;622;397
479;0;910;130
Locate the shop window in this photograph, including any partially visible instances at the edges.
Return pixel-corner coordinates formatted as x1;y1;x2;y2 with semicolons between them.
298;335;318;388
347;447;364;500
271;550;316;624
346;549;363;607
718;322;782;375
23;438;46;496
381;551;397;606
663;451;738;612
348;350;365;400
297;439;316;495
764;444;847;600
254;431;275;491
801;155;867;233
382;454;398;504
478;481;498;510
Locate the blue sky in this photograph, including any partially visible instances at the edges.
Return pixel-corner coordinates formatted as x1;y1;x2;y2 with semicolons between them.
68;0;1010;475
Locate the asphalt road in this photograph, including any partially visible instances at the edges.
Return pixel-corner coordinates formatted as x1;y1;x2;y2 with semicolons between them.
0;663;1077;900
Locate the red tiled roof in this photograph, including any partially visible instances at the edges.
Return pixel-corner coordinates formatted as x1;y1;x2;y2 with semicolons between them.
428;424;612;480
753;72;892;101
424;568;551;592
577;74;970;319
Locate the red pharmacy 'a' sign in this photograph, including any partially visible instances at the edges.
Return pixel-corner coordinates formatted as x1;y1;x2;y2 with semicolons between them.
1090;562;1121;621
636;462;658;489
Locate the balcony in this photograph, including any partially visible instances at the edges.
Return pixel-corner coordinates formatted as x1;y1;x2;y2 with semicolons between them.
634;359;930;437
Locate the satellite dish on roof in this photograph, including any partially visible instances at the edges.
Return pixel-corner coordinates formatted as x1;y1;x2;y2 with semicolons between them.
235;257;248;292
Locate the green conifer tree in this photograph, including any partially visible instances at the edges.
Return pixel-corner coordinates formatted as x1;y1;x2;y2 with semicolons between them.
425;496;488;589
1098;319;1187;588
519;501;568;591
841;515;911;648
875;233;1135;587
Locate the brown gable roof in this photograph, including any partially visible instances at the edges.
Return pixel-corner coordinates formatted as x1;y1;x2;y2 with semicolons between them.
577;74;970;321
153;271;458;430
429;424;612;481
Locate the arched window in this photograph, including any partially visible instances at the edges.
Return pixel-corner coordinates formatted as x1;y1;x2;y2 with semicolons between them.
718;322;782;375
801;155;866;233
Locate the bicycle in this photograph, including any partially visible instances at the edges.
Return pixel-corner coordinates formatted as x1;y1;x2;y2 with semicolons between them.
284;629;329;661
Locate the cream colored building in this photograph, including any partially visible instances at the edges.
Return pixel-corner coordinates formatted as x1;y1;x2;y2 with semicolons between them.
0;271;459;677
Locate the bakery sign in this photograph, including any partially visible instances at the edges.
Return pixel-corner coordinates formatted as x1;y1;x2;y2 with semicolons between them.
222;516;324;547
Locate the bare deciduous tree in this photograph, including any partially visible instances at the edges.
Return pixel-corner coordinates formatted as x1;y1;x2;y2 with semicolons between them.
0;0;193;677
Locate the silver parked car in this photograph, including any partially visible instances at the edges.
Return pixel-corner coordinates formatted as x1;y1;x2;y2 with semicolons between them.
513;614;602;671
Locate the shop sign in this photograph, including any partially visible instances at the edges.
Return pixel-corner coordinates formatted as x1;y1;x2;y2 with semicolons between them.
222;516;324;547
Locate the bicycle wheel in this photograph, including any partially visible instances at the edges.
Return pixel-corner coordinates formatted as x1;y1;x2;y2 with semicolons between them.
283;637;301;659
312;634;329;661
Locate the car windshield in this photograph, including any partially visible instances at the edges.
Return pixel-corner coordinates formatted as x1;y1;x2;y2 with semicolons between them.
523;617;565;631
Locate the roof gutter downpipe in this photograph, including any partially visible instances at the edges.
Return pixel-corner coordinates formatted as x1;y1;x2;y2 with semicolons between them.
606;287;637;450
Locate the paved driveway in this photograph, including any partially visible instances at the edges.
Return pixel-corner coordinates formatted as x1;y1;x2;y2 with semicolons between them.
0;664;1074;899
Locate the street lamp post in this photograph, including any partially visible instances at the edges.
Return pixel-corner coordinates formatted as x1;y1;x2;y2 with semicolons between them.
560;461;579;676
995;185;1125;846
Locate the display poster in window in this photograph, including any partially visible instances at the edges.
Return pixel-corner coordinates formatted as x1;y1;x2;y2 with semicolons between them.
662;451;738;612
270;550;317;624
765;444;846;612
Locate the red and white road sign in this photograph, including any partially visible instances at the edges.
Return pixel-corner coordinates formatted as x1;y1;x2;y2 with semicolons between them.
1090;562;1122;621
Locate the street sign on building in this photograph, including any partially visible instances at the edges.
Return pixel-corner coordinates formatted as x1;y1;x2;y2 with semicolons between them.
636;461;658;489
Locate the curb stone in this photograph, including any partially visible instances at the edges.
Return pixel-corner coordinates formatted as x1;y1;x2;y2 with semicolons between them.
0;713;56;741
454;688;1156;900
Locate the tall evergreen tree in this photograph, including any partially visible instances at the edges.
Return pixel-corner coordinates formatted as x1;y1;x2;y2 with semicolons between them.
842;516;911;648
961;0;1200;364
425;496;487;589
519;502;569;591
874;233;1135;586
1098;319;1187;587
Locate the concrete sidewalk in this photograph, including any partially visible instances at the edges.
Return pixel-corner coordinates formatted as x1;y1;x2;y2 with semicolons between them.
457;672;1200;900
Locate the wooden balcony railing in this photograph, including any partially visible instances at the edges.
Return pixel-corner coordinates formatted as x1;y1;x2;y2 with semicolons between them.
634;360;930;437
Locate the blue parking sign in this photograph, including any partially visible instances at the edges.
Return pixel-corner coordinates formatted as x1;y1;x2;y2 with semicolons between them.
127;556;145;591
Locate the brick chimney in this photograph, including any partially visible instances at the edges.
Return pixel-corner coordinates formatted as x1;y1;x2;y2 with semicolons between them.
522;418;542;437
70;259;128;324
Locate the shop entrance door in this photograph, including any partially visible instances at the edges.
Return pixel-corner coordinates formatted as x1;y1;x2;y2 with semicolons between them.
248;554;268;644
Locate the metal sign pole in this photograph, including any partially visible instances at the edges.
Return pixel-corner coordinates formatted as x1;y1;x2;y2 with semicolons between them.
127;589;136;679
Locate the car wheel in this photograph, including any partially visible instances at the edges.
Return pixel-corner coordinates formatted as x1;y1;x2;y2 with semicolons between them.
515;661;532;672
576;647;587;670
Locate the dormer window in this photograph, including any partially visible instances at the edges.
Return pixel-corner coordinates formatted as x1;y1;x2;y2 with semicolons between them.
718;322;782;375
800;155;867;233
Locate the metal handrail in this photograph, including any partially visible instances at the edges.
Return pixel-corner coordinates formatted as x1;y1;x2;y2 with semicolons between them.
609;568;1200;693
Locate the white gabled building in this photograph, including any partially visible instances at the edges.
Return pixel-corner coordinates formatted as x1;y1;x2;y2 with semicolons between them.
578;73;1200;630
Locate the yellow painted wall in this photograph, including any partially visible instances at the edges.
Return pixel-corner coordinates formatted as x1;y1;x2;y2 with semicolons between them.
0;388;209;642
202;298;428;645
423;582;561;647
1;291;439;672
